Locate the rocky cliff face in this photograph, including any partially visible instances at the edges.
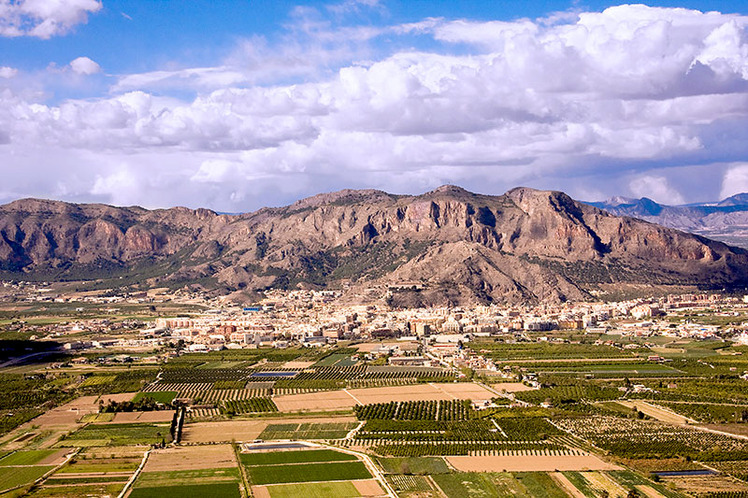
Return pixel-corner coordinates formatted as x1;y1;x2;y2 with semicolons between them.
1;186;746;304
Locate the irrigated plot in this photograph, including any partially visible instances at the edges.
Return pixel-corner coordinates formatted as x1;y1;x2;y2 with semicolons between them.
247;461;371;485
258;422;358;440
131;467;243;498
240;449;357;466
129;482;241;498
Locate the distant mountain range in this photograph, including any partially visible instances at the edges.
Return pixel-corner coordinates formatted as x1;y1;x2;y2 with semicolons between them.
1;186;747;305
585;193;748;249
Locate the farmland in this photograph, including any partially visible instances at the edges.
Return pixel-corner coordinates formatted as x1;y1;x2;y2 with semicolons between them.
240;446;378;497
4;324;748;498
59;422;172;447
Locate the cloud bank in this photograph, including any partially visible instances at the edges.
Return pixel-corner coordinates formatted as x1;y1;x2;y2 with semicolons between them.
1;3;748;211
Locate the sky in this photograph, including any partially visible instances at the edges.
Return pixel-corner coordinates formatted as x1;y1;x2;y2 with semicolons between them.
1;0;748;211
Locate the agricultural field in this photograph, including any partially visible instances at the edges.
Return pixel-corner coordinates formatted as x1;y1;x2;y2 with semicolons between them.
28;446;143;496
353;401;574;458
259;422;359;440
555;416;748;461
471;341;634;361
241;447;380;497
58;422;172;447
248;460;371;485
181;416;358;443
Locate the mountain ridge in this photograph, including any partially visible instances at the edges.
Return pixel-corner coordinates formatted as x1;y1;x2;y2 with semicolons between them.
586;193;748;248
1;186;747;305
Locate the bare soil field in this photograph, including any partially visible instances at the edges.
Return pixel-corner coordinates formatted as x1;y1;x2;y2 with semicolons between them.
37;448;73;466
110;411;175;423
701;424;748;437
353;479;386;496
617;401;692;424
251;485;271;498
273;383;496;411
273;390;356;412
491;382;534;393
663;475;748;495
446;455;621;472
144;444;236;472
430;383;494;400
182;416;357;443
349;383;495;405
636;485;667;498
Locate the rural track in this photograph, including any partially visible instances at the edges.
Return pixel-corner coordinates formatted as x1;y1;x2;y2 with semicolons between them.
117;448;151;498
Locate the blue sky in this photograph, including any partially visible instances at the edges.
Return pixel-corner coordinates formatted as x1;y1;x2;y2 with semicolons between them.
1;0;748;210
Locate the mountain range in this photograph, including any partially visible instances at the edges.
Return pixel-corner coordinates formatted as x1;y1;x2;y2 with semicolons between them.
586;193;748;249
1;186;747;306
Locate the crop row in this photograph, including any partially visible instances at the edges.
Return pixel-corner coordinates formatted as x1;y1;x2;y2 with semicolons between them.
372;441;571;457
142;382;270;402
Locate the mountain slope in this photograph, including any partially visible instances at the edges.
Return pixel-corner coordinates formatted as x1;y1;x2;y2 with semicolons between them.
1;186;746;305
588;193;748;248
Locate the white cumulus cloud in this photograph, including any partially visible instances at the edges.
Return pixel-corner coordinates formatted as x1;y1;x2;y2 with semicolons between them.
0;0;102;38
69;56;100;75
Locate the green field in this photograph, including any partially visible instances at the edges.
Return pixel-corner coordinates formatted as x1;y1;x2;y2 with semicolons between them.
58;460;141;473
514;473;568;498
132;391;178;404
266;481;361;498
61;423;171;446
378;457;450;475
135;468;240;487
247;461;371;485
258;422;358;440
0;449;58;466
0;465;54;492
27;483;127;497
432;472;523;497
313;353;358;367
240;450;356;466
79;375;117;387
129;482;241;498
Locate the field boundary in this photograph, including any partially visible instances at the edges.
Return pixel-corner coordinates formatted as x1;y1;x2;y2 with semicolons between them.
117;449;150;498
